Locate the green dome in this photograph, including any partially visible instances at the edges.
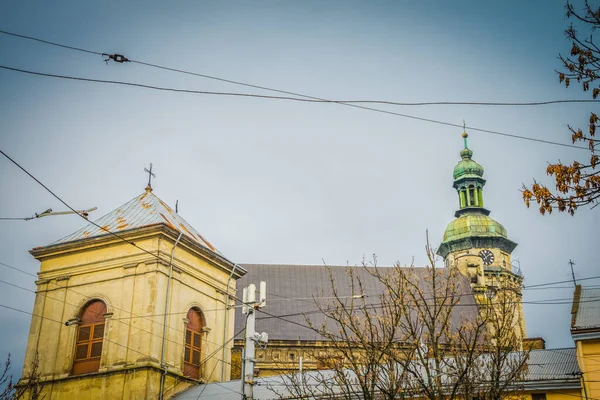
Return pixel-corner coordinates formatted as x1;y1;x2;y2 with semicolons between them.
453;148;484;180
442;213;508;244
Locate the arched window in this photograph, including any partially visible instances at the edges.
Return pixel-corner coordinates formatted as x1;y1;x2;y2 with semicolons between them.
183;308;203;379
72;300;106;375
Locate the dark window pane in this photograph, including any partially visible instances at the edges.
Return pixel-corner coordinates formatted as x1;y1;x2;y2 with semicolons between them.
75;344;88;360
90;342;103;358
192;350;200;365
78;326;90;342
186;330;192;345
184;347;190;362
193;333;200;348
93;324;104;339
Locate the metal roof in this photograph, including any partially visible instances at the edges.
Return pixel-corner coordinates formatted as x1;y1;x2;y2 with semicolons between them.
235;264;479;341
175;348;580;400
46;188;220;254
524;348;580;381
572;287;600;330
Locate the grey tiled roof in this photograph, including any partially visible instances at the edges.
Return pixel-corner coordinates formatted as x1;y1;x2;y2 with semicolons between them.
524;348;580;381
235;264;479;341
572;287;600;330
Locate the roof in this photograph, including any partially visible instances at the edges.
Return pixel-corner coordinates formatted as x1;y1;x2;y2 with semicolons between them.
453;147;485;182
45;188;221;254
572;286;600;331
174;348;580;400
524;348;580;381
442;212;509;243
235;264;479;341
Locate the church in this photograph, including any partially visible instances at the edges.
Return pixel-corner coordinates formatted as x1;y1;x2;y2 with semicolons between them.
15;133;596;399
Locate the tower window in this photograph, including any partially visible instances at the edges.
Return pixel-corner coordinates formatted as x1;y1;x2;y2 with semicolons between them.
469;185;476;206
184;308;204;380
72;300;107;375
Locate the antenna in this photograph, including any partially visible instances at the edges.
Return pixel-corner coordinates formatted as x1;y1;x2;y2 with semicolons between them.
247;283;256;304
569;259;577;286
259;281;267;308
242;287;249;314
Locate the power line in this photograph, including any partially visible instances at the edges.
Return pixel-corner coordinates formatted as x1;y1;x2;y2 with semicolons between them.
0;302;160;361
0;147;237;300
0;64;588;152
0;277;228;352
0;30;102;56
2;30;599;107
0;261;37;278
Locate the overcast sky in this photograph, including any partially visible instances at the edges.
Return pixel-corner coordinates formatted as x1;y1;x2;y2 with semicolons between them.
1;0;598;378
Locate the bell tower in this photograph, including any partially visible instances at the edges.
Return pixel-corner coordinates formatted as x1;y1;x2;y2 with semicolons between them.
437;132;526;342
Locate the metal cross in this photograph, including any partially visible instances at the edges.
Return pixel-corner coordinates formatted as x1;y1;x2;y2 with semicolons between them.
144;163;156;187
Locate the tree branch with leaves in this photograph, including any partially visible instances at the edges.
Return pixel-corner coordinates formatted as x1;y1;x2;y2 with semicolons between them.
523;0;600;215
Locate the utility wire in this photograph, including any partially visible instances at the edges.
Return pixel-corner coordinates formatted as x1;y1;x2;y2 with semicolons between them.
2;30;599;106
3;259;599;323
0;29;591;151
0;302;164;361
0;30;102;56
0;64;588;152
0;277;228;351
0;148;237;301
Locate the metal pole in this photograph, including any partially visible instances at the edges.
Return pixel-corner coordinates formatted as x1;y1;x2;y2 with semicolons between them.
222;264;238;381
243;308;256;399
159;232;183;400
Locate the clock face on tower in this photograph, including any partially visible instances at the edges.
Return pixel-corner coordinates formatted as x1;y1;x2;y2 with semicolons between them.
478;249;495;266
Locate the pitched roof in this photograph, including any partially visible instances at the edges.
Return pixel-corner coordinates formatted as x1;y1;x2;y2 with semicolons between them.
48;188;220;254
235;264;479;341
572;286;600;330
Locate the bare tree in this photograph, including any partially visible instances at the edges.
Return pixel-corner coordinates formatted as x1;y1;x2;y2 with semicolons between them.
0;354;14;400
13;352;44;400
269;237;530;399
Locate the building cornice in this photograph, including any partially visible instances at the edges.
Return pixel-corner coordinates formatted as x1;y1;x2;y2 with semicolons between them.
30;224;245;280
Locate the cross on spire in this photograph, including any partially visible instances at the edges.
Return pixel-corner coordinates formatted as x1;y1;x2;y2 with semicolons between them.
462;120;469;148
144;163;156;192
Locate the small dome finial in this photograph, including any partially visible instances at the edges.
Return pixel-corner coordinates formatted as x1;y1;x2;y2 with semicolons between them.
145;184;153;193
462;120;468;148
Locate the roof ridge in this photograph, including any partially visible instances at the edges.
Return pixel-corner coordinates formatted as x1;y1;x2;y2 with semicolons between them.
41;190;221;255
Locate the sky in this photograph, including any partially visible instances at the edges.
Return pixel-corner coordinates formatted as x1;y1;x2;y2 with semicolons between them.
0;0;598;380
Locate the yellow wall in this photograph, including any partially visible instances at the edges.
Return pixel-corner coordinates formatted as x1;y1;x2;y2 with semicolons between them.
576;338;600;399
446;247;527;342
18;226;239;400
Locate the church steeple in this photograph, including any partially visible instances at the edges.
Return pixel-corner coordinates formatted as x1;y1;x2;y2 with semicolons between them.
438;131;517;263
438;132;526;343
453;132;487;217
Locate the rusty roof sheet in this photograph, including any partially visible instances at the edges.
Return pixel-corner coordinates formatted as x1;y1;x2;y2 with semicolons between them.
573;287;600;330
48;189;220;254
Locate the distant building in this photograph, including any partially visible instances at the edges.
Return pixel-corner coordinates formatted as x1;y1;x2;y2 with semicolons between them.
570;285;600;398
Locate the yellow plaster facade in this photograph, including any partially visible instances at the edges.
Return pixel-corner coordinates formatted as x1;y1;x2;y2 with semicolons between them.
17;191;243;400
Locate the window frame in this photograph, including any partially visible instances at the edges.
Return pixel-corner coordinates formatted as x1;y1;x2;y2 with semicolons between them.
183;308;204;380
71;300;107;376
